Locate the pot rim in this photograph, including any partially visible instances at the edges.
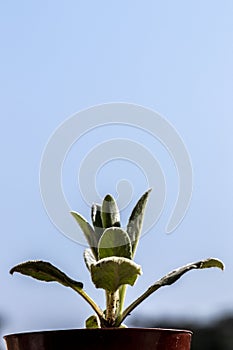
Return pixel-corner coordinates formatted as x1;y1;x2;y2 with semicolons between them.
4;327;193;339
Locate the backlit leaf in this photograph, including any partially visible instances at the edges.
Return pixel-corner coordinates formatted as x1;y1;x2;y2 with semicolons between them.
91;256;142;292
70;211;98;259
101;194;120;228
91;203;104;238
127;189;151;256
98;227;132;260
10;260;83;289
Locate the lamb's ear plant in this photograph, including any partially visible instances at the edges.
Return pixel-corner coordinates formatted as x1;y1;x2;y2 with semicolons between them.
10;189;224;328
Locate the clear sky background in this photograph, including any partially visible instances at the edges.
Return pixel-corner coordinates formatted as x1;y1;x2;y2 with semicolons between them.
1;0;233;343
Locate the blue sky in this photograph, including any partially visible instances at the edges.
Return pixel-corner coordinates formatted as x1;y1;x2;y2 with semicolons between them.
1;0;233;342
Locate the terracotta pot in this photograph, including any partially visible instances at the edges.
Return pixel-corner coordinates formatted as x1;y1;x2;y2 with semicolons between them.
4;328;192;350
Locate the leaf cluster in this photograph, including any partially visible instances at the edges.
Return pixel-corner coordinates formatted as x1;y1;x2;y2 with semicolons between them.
10;190;224;328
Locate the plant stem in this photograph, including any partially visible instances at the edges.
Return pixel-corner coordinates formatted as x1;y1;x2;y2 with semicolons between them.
106;290;120;325
118;285;127;314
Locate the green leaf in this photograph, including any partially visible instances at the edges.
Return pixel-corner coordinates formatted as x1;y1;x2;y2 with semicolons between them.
91;203;104;238
84;248;96;271
152;258;225;287
70;211;98;259
101;194;120;228
85;315;100;328
10;260;83;289
120;257;224;325
98;227;132;260
127;189;151;256
91;256;142;292
199;258;225;270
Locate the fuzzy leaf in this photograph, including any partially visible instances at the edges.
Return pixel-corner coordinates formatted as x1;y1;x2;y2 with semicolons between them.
142;258;225;294
91;203;104;238
199;258;225;270
156;258;225;287
70;211;98;259
10;260;83;289
98;227;132;260
127;189;151;256
91;256;142;292
84;248;96;271
85;315;100;328
101;194;120;228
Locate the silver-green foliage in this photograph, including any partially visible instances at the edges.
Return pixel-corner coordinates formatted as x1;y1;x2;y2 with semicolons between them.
10;189;224;328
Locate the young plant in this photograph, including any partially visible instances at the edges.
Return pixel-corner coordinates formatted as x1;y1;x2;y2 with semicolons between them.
10;189;224;328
